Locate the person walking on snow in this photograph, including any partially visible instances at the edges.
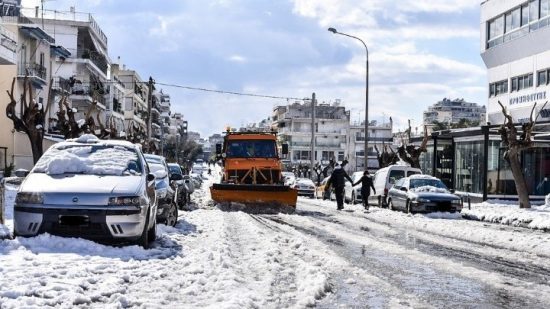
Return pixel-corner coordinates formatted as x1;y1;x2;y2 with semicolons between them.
353;171;376;210
325;160;353;210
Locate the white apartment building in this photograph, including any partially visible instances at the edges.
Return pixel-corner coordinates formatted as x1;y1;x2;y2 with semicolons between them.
423;98;486;125
348;120;393;172
117;67;148;135
481;0;550;123
272;101;350;166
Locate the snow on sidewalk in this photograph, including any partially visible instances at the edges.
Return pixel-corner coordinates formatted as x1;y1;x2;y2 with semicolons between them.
462;196;550;231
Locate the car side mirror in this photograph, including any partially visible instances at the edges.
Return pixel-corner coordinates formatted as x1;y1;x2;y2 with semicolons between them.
14;169;30;177
147;174;155;182
170;174;183;181
400;187;408;192
282;143;289;155
450;189;455;193
216;143;222;155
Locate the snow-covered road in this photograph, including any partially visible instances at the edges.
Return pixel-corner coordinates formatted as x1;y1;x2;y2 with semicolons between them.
2;176;550;308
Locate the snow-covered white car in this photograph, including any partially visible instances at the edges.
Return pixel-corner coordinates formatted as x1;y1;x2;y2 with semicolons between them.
13;135;157;248
387;175;463;214
292;178;316;198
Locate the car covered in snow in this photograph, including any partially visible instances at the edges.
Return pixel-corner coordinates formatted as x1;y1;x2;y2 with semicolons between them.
13;135;157;247
291;178;316;198
167;163;193;208
387;175;463;213
282;171;296;186
144;154;178;226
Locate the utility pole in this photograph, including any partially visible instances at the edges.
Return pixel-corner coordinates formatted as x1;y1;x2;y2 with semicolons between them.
146;77;154;151
310;92;316;179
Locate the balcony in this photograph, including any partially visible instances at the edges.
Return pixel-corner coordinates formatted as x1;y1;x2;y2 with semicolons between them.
17;63;47;86
71;82;107;105
52;76;71;93
76;49;108;75
0;25;16;65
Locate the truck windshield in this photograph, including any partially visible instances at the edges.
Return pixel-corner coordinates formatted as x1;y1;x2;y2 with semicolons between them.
226;140;277;158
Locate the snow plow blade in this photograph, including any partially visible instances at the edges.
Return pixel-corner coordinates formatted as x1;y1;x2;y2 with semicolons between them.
210;183;298;208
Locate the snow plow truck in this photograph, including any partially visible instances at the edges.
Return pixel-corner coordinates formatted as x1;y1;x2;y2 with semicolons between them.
210;131;298;212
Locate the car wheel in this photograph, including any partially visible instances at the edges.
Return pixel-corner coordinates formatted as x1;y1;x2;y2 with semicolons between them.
388;198;394;211
138;209;151;249
164;203;178;227
377;196;382;208
406;200;411;214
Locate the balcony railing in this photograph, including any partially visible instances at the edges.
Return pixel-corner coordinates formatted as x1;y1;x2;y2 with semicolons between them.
52;76;71;93
17;63;47;81
71;83;106;105
76;49;108;75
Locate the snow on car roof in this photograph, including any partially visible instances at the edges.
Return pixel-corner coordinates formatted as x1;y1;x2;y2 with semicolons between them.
409;174;438;180
57;134;140;150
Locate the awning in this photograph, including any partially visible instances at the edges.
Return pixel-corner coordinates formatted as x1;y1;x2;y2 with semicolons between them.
50;45;71;58
20;26;54;44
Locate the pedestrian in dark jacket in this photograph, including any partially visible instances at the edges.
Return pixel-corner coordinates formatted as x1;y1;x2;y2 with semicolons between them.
325;160;353;210
353;171;376;210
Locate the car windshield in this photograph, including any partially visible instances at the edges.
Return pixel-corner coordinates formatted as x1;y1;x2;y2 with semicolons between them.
145;155;162;165
226;140;277;158
33;144;141;176
409;178;448;192
168;165;181;174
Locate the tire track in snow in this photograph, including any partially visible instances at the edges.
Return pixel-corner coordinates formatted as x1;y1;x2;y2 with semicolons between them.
263;213;549;309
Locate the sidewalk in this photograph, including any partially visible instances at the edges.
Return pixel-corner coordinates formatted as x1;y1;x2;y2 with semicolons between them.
462;196;550;231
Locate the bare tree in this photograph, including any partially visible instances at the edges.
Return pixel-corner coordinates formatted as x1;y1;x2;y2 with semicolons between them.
397;122;428;169
497;100;547;209
5;77;54;164
375;144;399;168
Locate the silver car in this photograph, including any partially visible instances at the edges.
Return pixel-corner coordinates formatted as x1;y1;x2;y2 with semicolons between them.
14;136;157;248
387;175;463;214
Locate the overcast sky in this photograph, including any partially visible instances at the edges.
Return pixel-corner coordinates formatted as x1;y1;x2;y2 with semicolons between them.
22;0;486;138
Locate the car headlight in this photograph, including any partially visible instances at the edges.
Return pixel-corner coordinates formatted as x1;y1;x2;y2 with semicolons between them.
416;197;431;203
451;199;462;205
16;192;44;204
156;188;168;199
109;196;142;207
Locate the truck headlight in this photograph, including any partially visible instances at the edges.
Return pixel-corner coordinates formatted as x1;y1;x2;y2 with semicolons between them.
16;192;44;204
108;196;142;207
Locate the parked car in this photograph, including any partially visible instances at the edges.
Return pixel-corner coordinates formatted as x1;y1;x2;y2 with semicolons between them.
387;175;463;213
189;173;203;188
167;163;188;208
144;154;178;227
192;163;204;174
13;136;157;248
292;178;316;198
368;165;422;208
344;171;366;204
315;176;336;201
282;172;296;186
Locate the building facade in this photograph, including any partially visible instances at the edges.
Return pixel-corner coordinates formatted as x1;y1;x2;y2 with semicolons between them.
272;101;350;167
423;98;486;125
481;0;550;123
348;120;393;172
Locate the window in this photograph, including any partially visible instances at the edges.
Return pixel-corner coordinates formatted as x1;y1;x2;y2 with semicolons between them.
338;151;344;161
511;73;534;92
488;16;504;40
542;0;550;18
522;4;530;26
489;80;508;97
505;8;521;32
538;69;549;86
530;0;540;22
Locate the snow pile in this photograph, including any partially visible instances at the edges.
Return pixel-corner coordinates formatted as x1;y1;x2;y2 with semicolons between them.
462;201;550;231
33;145;138;176
410;186;448;193
546;194;550;207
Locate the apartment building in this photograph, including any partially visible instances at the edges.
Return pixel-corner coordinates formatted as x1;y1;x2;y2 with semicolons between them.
423;98;486;126
348;120;393;172
116;67;149;137
272;100;350;166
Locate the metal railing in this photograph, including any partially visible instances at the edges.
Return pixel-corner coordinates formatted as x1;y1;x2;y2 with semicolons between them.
76;49;108;74
17;62;47;80
52;76;71;93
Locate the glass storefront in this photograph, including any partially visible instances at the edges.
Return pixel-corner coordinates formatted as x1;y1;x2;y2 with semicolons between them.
455;141;485;194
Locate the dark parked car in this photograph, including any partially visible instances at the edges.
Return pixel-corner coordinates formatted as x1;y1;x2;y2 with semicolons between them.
167;163;191;208
144;154;178;226
387;175;463;213
14;136;157;248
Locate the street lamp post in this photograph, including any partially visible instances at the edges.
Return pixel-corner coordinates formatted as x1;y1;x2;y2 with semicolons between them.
328;27;369;170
